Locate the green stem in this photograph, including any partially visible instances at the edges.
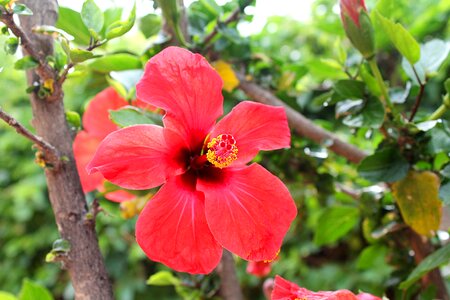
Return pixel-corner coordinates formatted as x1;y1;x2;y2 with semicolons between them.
368;58;396;115
428;95;450;120
428;105;447;120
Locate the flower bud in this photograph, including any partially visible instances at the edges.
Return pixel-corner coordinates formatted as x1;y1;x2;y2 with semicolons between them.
340;0;375;59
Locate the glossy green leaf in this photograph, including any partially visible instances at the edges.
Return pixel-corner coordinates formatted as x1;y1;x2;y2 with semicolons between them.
109;107;162;128
89;53;141;72
402;39;450;85
19;279;53;300
393;171;442;236
14;56;38;70
102;7;123;35
342;97;385;129
81;0;104;34
12;4;33;15
4;37;18;55
139;14;162;38
400;243;450;289
105;3;136;40
146;271;180;286
32;25;74;41
69;48;97;63
357;147;409;182
374;10;420;64
427;120;450;154
56;7;91;45
439;181;450;206
314;206;360;246
65;111;81;129
333;80;365;100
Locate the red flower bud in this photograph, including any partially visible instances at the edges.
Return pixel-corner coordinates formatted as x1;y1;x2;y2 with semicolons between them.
339;0;375;59
340;0;367;27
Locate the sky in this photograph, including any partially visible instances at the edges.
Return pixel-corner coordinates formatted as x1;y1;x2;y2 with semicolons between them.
58;0;315;36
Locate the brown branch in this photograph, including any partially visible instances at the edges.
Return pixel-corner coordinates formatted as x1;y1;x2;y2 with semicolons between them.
216;251;244;300
1;9;62;101
18;1;114;299
409;83;425;122
407;229;449;300
237;74;368;164
408;66;426;122
0;107;60;167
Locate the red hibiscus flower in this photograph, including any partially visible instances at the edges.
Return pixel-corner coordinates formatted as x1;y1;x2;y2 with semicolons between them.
87;46;297;274
271;275;382;300
247;260;273;277
73;87;135;202
340;0;367;27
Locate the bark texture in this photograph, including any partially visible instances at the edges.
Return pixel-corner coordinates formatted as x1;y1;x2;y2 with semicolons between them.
19;1;113;299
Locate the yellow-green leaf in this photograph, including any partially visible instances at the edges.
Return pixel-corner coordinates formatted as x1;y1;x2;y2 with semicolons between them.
393;171;442;236
373;10;420;64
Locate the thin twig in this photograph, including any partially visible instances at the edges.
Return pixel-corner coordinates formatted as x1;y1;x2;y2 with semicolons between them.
237;73;367;164
201;0;252;47
408;66;426;122
1;11;62;101
0;107;60;167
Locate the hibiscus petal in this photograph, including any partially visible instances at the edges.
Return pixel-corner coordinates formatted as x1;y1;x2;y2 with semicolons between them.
73;131;104;193
271;275;302;300
272;276;360;300
87;125;187;190
136;47;223;150
210;101;290;165
83;87;128;138
136;173;223;274
198;164;297;261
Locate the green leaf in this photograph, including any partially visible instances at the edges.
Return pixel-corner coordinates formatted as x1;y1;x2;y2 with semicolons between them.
14;56;39;70
105;3;136;40
19;279;53;300
147;271;180;286
53;41;68;71
12;4;33;15
109;107;162;127
393;171;442;236
439;181;450;206
139;14;162;38
400;243;450;289
65;111;81;129
342;97;385;129
402;39;450;85
88;53;141;72
357;147;409;182
69;48;97;63
110;70;143;91
314;206;360;246
56;7;91;45
445;78;450;94
427;120;450;154
4;37;19;55
81;0;104;34
102;7;123;35
0;291;17;300
333;80;365;100
32;25;74;41
373;10;420;64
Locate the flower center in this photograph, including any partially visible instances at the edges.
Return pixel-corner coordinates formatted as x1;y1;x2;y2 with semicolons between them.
206;134;238;169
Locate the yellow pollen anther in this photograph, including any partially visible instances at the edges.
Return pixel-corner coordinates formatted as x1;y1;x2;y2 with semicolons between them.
206;134;238;168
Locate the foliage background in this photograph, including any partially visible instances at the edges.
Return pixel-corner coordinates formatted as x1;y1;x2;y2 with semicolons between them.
0;0;449;299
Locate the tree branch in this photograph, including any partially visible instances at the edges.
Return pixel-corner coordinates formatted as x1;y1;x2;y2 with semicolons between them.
409;83;425;122
237;74;367;164
216;251;244;300
17;1;114;299
0;107;60;167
